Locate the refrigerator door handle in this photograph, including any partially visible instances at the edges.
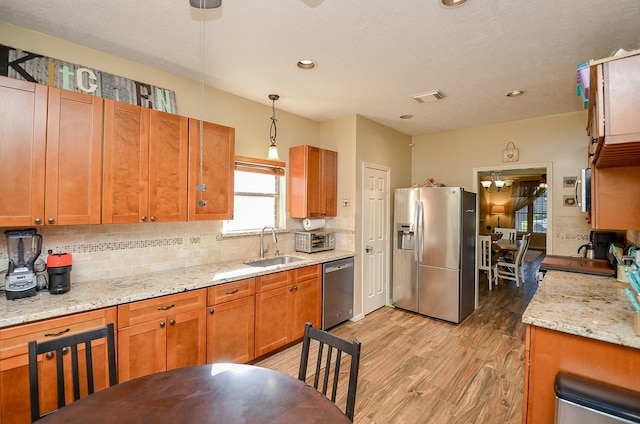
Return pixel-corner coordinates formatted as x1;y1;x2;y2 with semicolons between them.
415;201;424;262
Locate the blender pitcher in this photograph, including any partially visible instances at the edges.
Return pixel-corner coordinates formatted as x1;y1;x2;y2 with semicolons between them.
4;229;43;300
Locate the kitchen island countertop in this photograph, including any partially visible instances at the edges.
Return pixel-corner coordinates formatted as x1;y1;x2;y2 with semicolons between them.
0;250;355;329
522;270;640;349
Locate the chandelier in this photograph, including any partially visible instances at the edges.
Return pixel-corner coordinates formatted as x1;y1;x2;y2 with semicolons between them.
481;171;514;192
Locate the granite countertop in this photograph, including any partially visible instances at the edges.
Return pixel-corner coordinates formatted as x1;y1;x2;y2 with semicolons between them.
522;270;640;349
0;250;355;329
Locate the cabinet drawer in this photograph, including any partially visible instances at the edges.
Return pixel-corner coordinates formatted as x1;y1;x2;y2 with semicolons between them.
256;271;292;293
207;278;255;305
0;307;117;360
294;264;321;283
118;289;206;328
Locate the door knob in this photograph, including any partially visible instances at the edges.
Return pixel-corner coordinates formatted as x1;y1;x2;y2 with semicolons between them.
365;245;373;253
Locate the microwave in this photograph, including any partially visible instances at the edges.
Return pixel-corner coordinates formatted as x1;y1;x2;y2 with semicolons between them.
294;231;335;253
577;168;591;213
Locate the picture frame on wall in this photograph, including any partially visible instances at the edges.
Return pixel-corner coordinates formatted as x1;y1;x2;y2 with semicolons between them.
563;195;577;207
563;176;577;188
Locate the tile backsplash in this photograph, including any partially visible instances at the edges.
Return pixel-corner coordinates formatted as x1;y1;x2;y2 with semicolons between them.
0;216;355;285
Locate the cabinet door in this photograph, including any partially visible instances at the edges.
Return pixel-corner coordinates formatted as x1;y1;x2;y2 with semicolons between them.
149;110;189;222
45;87;103;226
166;309;206;370
206;297;255;364
591;165;640;230
188;119;235;220
103;99;150;224
255;286;291;357
117;319;166;382
322;149;338;217
0;76;47;227
290;278;322;341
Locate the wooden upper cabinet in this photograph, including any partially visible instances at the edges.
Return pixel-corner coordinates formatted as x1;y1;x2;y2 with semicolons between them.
590;165;640;230
103;100;188;224
188;120;235;221
45;87;103;226
149;110;189;222
289;145;338;218
588;51;640;168
0;76;47;227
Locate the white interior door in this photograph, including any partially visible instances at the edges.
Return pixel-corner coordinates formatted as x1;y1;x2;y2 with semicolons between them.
362;164;389;315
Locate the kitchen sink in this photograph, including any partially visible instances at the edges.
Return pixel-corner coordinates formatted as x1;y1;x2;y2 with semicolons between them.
243;256;304;267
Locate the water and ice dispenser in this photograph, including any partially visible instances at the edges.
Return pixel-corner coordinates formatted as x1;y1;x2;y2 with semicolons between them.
397;224;415;250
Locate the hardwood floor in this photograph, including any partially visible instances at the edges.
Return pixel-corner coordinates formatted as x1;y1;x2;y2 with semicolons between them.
256;254;544;423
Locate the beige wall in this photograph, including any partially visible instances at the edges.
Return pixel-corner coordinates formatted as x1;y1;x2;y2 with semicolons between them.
411;111;592;256
354;116;412;317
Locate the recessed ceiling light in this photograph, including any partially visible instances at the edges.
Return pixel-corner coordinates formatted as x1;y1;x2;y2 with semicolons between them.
441;0;469;7
506;90;525;97
297;59;317;70
400;115;413;120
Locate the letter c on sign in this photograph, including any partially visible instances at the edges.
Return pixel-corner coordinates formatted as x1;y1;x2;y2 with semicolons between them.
76;68;98;93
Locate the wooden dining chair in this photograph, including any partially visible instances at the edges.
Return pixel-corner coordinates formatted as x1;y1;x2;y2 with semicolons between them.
494;233;531;287
298;322;361;421
28;323;117;422
478;235;496;290
495;228;517;241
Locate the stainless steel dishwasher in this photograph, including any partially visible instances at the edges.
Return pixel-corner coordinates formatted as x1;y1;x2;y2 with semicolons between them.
322;257;354;330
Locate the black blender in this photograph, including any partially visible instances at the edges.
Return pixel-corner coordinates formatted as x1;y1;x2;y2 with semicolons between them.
4;229;43;300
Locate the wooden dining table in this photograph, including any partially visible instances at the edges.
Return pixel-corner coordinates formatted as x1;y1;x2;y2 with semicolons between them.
491;239;519;262
37;363;352;424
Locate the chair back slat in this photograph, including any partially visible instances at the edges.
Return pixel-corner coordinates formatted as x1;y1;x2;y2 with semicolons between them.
298;322;361;421
28;323;117;422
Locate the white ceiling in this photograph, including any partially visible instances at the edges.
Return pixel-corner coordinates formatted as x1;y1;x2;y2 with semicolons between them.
1;0;639;136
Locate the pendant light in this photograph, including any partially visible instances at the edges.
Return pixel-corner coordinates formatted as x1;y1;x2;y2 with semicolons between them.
267;94;280;160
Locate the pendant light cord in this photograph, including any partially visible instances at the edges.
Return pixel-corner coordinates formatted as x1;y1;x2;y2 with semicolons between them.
197;0;207;205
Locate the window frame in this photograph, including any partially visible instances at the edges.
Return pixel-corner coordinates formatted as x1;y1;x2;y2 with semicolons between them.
222;156;286;235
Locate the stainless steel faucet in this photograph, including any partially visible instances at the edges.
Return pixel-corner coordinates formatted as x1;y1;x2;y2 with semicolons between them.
260;226;278;258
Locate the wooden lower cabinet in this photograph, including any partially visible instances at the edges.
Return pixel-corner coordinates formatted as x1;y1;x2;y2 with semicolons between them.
117;290;206;382
206;298;255;364
0;307;117;424
255;265;322;357
523;325;640;424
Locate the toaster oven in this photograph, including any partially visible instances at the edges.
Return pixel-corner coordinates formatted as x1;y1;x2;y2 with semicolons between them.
294;231;335;253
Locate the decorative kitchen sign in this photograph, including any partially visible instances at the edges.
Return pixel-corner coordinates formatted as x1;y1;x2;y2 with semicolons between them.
0;43;177;113
502;142;519;162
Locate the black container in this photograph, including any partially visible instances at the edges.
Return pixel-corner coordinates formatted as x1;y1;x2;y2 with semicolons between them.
48;265;71;294
590;231;616;260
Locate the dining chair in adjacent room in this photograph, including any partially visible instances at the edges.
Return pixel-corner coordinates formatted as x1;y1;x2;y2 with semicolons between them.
495;227;517;241
478;235;496;290
494;233;531;287
28;323;118;422
298;322;361;421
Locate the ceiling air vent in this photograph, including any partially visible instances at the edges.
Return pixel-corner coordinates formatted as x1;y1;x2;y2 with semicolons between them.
413;90;445;104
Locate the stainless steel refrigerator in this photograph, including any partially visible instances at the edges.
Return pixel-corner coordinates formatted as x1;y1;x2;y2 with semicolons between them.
392;187;476;323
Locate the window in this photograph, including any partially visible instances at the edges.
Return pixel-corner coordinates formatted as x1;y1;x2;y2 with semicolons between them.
222;157;286;233
514;191;547;234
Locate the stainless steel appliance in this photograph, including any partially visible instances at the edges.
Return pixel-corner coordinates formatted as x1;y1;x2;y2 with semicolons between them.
577;168;591;213
4;229;43;300
392;187;476;323
322;257;354;330
294;231;335;253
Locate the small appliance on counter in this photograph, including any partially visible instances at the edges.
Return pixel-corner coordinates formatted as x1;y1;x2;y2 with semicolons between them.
4;229;43;300
47;253;72;294
294;231;335;253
